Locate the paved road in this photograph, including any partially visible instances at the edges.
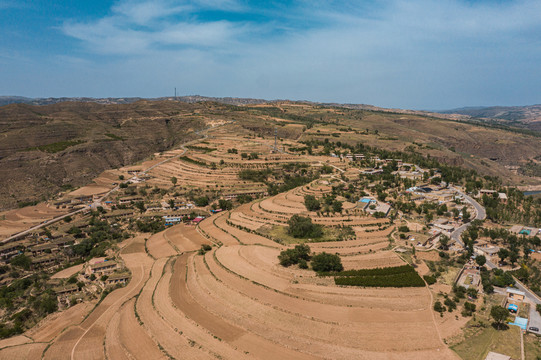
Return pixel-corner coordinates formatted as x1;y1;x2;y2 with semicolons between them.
1;206;89;244
450;186;486;248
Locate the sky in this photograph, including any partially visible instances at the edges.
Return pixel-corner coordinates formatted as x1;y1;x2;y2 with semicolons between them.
1;0;540;110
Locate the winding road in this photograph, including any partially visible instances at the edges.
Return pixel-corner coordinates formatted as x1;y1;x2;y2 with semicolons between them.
450;186;486;248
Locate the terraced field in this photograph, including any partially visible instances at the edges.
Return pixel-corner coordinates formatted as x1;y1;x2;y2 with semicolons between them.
0;178;458;359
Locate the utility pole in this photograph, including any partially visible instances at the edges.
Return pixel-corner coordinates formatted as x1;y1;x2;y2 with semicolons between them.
174;87;177;100
274;127;278;152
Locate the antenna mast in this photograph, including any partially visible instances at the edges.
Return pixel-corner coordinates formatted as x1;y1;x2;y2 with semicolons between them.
274;127;278;152
174;87;177;100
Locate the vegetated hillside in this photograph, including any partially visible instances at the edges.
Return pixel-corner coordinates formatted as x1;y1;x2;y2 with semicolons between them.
1;99;540;210
234;103;541;186
0;100;224;209
441;104;541;132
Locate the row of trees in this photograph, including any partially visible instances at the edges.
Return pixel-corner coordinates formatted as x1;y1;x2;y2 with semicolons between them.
278;245;343;272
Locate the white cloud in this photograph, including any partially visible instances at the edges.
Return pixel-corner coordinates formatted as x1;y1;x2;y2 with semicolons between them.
35;0;541;107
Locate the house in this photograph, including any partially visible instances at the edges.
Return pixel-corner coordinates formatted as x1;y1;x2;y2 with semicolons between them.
0;242;23;260
118;196;143;205
54;284;79;297
52;236;76;248
475;245;500;258
192;216;205;224
163;215;183;226
223;190;267;201
30;243;57;256
506;287;525;303
31;255;56;267
479;189;497;196
88;261;117;275
105;273;130;286
498;193;508;203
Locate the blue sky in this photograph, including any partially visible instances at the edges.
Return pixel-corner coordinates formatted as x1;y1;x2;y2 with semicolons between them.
1;0;540;109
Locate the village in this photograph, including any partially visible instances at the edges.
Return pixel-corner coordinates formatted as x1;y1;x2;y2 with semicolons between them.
0;118;539;359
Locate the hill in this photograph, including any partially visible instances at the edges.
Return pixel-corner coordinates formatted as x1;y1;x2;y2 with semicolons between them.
1;100;540;210
441;104;541;132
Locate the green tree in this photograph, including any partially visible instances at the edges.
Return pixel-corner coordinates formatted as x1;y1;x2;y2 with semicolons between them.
287;215;322;238
134;201;145;213
311;252;343;272
475;255;486;267
10;254;31;270
433;301;445;314
332;200;343;213
171;176;177;186
490;305;509;329
195;196;209;207
304;195;321;211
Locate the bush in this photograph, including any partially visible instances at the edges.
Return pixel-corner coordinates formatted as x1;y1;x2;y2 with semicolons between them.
278;244;311;267
298;259;308;269
398;225;410;232
311;253;343;272
287;215;322;238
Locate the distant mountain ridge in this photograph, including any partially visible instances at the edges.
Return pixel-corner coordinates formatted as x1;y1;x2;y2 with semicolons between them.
440;104;541;132
0;95;469;121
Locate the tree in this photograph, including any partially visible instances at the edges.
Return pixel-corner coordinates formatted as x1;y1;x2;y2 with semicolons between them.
287;215;322;238
433;301;445;314
10;254;31;270
498;248;509;264
462;208;471;222
64;215;72;223
278;244;311;267
311;252;343;272
475;255;486;267
332;200;343;213
304;195;321;211
195;196;209;207
168;199;176;209
134;201;145;213
439;235;449;250
171;176;177;186
490;305;509;329
218;199;233;210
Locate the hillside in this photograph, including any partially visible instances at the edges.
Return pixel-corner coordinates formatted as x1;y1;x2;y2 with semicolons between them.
1;100;540;210
441;104;541;132
0;100;220;209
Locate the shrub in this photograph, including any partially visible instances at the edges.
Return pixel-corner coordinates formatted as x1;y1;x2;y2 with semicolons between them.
398;225;410;232
311;253;343;272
